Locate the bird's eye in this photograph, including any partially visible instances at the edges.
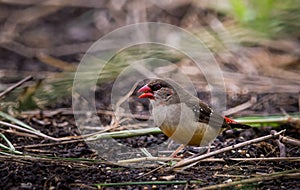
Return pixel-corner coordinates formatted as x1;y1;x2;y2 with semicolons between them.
153;84;161;90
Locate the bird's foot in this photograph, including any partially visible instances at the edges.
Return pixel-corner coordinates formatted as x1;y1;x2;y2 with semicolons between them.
169;144;186;158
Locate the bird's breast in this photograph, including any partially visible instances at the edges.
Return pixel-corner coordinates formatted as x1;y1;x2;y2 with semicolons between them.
152;103;220;146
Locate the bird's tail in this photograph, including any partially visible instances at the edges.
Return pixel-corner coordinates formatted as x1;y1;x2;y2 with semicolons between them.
224;117;251;129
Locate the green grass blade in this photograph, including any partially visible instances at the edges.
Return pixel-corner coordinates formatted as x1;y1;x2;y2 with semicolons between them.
0;133;23;155
0;111;38;132
234;114;300;127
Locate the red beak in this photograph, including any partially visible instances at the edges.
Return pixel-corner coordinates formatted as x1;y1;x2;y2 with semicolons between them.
138;85;154;99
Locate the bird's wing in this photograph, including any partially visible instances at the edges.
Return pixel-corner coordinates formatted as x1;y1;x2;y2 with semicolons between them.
185;98;229;129
186;98;251;129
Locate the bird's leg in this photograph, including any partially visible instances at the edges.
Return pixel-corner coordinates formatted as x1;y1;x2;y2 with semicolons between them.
170;144;186;157
207;142;212;153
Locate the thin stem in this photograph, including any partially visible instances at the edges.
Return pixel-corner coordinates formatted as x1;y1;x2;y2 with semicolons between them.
0;75;33;98
172;130;285;169
0;121;58;141
200;170;300;190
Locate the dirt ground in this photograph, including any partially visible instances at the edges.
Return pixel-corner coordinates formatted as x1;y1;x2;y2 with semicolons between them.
1;86;300;189
0;1;300;189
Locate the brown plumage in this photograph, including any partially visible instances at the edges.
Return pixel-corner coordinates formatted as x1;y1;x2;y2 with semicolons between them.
138;79;250;146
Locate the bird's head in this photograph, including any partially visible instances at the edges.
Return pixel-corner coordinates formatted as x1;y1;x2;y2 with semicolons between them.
138;79;180;104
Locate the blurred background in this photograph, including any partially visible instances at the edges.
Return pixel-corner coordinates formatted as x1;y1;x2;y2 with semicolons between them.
0;0;299;115
0;1;300;189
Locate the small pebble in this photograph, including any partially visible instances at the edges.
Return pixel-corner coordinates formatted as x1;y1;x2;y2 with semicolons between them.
105;167;111;174
223;179;232;183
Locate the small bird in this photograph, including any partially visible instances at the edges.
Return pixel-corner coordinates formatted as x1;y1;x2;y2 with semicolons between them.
138;79;250;148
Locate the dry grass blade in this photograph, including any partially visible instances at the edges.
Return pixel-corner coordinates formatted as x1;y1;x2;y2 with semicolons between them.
14;127;162;149
0;121;58;141
0;111;40;132
0;0;107;8
0;75;33;98
1;41;93;58
172;130;286;170
4;129;39;139
0;155;113;166
280;135;300;147
36;53;76;71
86;127;161;141
199;170;300;190
118;156;300;164
21;108;150;120
223;95;257;115
118;157;181;164
111;81;140;127
0;111;59;141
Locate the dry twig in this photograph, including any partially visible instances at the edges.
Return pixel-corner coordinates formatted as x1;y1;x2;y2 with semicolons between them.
200;171;300;190
118;156;300;164
172;130;286;170
0;75;33;98
280;135;300;147
223;95;257;115
118;157;181;164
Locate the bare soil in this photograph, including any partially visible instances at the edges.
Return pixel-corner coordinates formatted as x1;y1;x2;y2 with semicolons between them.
1;86;300;189
0;1;300;189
